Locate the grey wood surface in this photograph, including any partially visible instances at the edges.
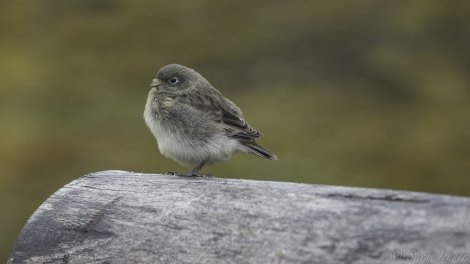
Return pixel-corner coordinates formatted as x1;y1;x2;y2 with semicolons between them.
8;170;470;264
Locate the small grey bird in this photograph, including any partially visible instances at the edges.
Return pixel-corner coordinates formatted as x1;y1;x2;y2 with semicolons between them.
144;64;277;177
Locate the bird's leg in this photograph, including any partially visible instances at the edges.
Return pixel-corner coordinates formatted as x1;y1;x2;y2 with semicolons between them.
189;160;206;175
167;160;212;177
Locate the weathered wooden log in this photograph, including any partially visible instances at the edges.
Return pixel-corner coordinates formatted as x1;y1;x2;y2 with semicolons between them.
8;170;470;264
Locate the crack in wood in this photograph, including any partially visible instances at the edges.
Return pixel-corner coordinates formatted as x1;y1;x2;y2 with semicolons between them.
326;193;428;203
62;254;69;264
80;185;126;192
82;197;122;232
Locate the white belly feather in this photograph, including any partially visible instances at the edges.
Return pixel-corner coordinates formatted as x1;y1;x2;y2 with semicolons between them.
144;95;240;168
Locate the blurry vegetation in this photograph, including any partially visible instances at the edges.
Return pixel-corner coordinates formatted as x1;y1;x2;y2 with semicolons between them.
1;0;470;261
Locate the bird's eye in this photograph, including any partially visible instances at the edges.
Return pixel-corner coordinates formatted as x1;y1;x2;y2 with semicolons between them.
168;76;179;85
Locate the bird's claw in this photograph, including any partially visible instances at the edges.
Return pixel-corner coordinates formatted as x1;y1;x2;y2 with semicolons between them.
165;171;213;178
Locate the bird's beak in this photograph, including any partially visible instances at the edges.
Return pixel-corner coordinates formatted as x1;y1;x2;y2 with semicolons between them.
150;79;160;87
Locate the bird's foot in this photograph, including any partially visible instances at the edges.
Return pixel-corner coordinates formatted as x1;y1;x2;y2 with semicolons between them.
165;171;213;178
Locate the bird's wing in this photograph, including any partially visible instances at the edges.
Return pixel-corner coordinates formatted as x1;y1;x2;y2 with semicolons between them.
171;93;263;140
221;109;263;140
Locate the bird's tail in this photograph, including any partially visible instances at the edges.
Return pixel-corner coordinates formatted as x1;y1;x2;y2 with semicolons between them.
243;141;277;161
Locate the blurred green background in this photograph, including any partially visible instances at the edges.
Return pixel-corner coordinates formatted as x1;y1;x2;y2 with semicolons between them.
1;0;470;261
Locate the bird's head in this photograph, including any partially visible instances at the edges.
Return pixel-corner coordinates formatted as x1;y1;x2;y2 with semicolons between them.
150;64;209;94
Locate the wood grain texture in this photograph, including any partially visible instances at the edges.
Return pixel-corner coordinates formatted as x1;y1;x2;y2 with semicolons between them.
8;170;470;264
